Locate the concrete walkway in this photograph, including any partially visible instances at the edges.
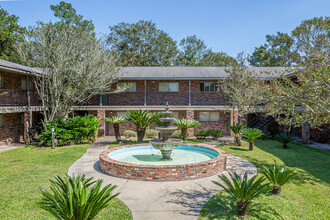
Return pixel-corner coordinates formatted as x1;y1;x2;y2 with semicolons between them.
68;138;257;220
293;137;330;152
0;143;25;153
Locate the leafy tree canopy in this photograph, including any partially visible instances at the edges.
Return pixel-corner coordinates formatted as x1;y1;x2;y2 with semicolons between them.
50;1;95;31
108;20;178;66
0;7;26;64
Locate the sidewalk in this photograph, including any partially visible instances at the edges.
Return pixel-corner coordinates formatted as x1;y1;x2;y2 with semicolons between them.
0;143;25;153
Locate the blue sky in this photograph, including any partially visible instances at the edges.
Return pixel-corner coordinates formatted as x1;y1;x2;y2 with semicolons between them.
1;0;329;57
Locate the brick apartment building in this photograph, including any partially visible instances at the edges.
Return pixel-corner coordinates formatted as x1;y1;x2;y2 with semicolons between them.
0;59;313;145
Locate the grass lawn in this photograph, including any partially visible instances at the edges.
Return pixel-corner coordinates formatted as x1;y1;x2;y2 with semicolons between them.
0;145;132;220
199;139;330;220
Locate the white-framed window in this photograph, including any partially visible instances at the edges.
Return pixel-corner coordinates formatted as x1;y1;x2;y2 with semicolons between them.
199;112;219;122
0;114;4;128
0;75;4;89
159;82;179;92
200;82;218;92
21;78;34;91
116;112;128;118
117;82;136;92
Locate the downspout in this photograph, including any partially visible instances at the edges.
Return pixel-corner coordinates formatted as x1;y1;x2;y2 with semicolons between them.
144;80;147;106
189;80;191;106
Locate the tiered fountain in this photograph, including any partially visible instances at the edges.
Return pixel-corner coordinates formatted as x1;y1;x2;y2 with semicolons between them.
149;102;182;160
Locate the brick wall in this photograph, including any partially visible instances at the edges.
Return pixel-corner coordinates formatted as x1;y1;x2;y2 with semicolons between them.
0;113;24;144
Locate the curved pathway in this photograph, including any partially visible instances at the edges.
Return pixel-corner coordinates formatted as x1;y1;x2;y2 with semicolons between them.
68;138;257;220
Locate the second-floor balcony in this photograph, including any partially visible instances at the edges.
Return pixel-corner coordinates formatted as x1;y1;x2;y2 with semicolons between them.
0;90;41;107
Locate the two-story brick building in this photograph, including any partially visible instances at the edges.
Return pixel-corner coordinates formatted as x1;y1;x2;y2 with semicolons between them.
0;60;42;144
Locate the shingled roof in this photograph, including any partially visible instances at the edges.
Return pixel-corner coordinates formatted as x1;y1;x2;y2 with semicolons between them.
0;59;42;75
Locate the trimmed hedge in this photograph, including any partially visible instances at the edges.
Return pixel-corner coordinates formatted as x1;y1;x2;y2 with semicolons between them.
195;129;223;140
123;130;137;138
145;129;158;138
39;115;99;147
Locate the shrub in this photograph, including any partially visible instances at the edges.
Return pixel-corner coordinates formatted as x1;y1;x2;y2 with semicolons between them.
276;133;294;148
40;174;118;219
213;172;270;217
261;165;296;195
123;130;137;139
242;128;263;150
207;129;223;140
145;129;158;138
229;123;246;146
39;115;99;147
196;130;208;139
171;130;182;139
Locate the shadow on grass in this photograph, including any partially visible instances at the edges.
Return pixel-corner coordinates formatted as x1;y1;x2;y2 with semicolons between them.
199;192;284;220
229;147;250;151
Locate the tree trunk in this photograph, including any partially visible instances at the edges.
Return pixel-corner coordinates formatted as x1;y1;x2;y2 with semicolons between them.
113;124;122;144
235;134;242;146
137;128;146;143
283;143;287;149
272;185;281;195
182;128;187;141
249;141;254;150
237;200;249;217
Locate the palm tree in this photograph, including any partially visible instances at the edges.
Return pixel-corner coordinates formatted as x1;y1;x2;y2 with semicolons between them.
126;109;154;143
276;133;294;148
174;118;200;141
105;116;127;144
261;165;296;195
213;172;270;218
229;123;246;146
40;174;118;220
242;128;263;150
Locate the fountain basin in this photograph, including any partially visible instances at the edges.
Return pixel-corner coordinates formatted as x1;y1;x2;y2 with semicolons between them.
99;144;226;181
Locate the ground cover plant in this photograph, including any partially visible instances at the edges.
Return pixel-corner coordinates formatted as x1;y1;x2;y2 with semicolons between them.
0;145;132;220
199;139;330;219
39;115;99;147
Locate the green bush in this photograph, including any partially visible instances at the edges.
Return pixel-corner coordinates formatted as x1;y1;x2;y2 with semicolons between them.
123;130;137;138
39;115;99;147
145;129;158;138
207;129;223;140
171;130;182;139
196;130;208;139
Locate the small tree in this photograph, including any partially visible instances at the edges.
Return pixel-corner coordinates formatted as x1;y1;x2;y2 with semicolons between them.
242;128;263;150
229;123;246;146
213;172;270;218
40;174;118;219
174;118;200;141
276;133;294;149
126;110;154;143
105;116;127;144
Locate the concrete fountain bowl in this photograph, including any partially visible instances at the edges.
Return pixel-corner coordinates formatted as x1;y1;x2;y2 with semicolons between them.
149;139;183;160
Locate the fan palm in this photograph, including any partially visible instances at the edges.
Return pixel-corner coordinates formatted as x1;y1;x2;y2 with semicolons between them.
229;123;246;146
126;109;154;143
276;133;294;148
213;172;270;217
174;118;200;141
105;116;127;144
242;128;263;150
40;174;118;220
261;165;296;195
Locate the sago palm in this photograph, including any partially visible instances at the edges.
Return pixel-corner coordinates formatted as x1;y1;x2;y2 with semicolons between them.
40;174;118;220
174;118;200;141
126;109;154;143
213;172;270;218
105;116;127;144
242;128;263;150
261;165;296;195
229;123;246;146
276;133;294;149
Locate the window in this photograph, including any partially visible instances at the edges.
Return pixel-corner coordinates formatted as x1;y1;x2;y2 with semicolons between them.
200;82;218;92
21;78;34;91
171;112;179;118
0;75;3;89
0;114;4;128
159;82;179;92
97;94;108;105
199;112;219;122
117;82;136;92
116;112;128;118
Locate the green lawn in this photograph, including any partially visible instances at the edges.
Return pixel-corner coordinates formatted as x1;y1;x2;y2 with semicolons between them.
0;145;132;220
199;139;330;220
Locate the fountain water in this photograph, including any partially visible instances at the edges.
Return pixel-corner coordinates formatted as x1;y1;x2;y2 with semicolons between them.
149;103;183;160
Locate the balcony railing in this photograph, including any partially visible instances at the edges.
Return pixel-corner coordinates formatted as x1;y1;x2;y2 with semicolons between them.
0;90;41;106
